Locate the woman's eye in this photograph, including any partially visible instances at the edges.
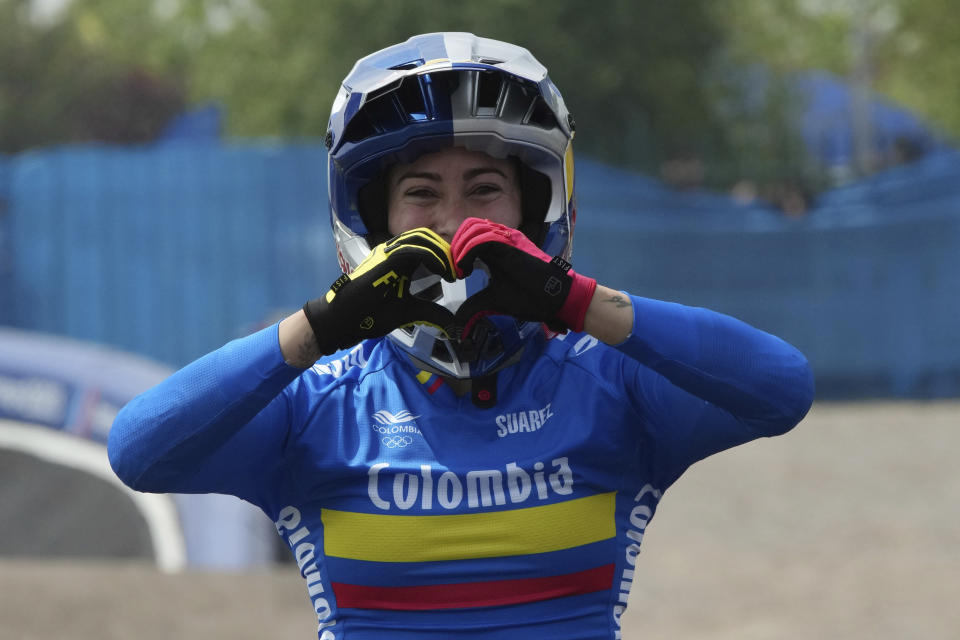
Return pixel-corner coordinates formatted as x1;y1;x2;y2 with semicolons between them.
470;184;501;197
406;188;437;198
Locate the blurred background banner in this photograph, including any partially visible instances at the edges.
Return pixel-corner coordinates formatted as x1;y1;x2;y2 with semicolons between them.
0;327;279;570
1;143;958;398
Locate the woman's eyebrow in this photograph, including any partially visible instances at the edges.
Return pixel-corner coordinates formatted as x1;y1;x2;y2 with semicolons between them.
394;167;508;185
463;167;507;181
394;171;441;185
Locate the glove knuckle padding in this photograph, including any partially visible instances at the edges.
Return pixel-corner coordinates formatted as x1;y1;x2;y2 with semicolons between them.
388;228;456;279
448;217;598;335
303;229;455;354
450;225;564;333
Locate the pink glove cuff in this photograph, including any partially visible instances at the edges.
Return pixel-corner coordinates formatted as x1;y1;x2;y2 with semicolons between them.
558;270;597;332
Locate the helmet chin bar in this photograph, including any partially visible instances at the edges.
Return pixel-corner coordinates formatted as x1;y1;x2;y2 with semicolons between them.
391;325;474;379
391;267;502;380
394;317;525;382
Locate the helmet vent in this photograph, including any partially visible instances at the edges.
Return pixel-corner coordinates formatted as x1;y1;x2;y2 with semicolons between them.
389;59;424;71
341;110;378;144
342;77;430;143
395;76;430;122
525;96;560;130
477;57;504;66
475;71;503;117
365;77;403;104
431;341;454;364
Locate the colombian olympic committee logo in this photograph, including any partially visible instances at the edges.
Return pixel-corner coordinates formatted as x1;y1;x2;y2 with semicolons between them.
370;409;422;448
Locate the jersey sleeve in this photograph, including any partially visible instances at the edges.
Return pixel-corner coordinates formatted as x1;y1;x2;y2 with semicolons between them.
614;294;814;487
107;323;304;506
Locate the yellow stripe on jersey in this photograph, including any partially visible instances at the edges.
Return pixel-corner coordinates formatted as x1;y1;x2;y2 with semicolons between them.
322;492;615;563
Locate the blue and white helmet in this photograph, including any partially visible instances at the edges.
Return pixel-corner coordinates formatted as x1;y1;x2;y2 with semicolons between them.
326;32;576;379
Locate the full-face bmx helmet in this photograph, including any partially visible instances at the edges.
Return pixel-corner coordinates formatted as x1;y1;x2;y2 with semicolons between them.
326;32;576;379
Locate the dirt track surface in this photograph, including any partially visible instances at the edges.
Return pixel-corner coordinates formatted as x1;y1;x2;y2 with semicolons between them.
3;401;958;639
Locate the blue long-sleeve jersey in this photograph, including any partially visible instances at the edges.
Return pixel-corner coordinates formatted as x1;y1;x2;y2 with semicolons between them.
109;294;813;639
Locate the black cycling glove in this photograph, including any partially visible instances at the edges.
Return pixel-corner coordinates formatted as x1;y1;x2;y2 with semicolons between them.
303;228;457;355
449;218;597;337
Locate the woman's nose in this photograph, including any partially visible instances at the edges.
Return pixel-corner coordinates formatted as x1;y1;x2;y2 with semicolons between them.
432;197;469;242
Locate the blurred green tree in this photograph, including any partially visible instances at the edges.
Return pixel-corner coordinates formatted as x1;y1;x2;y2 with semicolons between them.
721;0;959;142
0;0;184;151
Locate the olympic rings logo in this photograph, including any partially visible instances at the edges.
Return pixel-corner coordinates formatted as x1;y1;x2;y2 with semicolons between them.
382;435;414;448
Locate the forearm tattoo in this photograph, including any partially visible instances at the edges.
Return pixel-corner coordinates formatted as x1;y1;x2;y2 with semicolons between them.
294;333;322;368
603;294;631;308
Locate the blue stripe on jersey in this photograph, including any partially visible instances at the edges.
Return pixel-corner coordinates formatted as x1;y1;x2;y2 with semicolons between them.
323;537;616;588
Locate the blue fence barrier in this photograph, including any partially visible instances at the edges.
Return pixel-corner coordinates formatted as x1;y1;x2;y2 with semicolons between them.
6;143;336;366
3;142;958;398
0;154;13;326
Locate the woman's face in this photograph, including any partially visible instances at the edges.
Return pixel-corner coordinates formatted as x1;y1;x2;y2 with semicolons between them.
386;147;522;242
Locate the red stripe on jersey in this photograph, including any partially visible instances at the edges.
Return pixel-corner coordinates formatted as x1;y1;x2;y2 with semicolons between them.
427;377;443;394
332;563;614;611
